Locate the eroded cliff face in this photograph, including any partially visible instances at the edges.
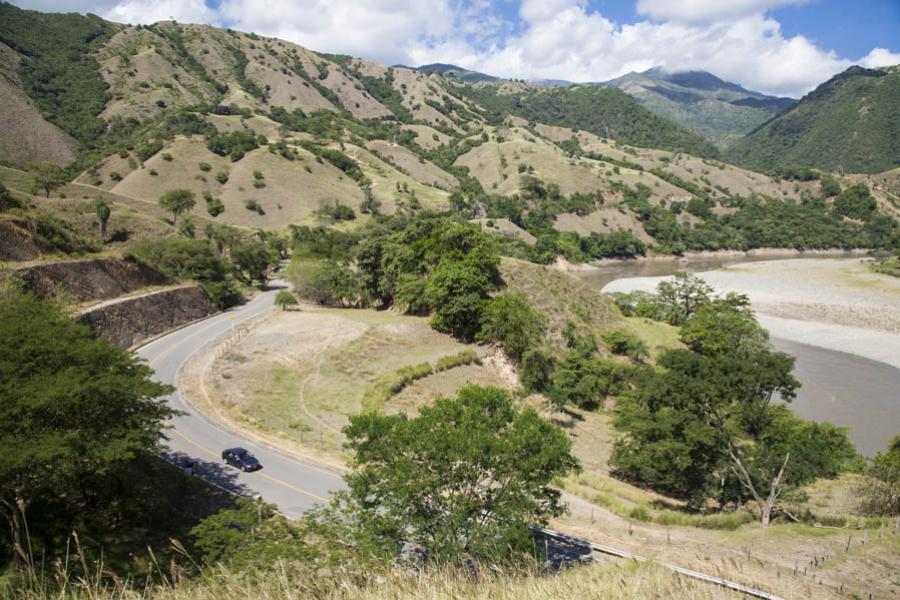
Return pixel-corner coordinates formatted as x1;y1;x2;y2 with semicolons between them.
78;284;215;348
14;256;169;301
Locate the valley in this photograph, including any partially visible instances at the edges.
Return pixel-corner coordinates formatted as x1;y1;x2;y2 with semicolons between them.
0;2;898;599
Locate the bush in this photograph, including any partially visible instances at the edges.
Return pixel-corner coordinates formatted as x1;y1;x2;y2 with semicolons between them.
477;292;546;362
435;349;481;372
601;330;649;361
361;362;433;411
519;348;554;392
215;170;229;184
288;259;358;307
244;199;264;214
136;140;164;162
198;162;212;172
206;130;259;161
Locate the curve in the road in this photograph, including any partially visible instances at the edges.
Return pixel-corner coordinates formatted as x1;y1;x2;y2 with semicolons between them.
137;286;345;518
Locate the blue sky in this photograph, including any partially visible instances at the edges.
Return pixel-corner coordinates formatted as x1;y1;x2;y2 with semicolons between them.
12;0;900;97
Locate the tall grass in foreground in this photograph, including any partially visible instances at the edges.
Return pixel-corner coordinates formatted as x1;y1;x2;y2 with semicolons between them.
6;558;748;600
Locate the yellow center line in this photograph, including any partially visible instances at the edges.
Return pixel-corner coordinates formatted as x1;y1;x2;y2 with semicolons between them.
172;427;327;502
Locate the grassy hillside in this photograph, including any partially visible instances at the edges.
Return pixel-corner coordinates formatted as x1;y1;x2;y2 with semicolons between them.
460;84;722;158
727;66;900;174
602;69;795;147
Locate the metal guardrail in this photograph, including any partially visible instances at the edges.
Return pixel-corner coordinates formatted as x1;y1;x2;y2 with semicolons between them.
528;524;784;600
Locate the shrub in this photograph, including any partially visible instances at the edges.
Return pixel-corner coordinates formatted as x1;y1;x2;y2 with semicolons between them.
215;170;229;184
435;349;481;372
244;199;264;214
109;171;122;181
161;153;173;161
477;292;546;362
198;162;212;172
601;330;649;361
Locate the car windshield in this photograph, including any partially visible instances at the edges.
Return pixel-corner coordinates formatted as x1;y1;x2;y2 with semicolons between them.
235;449;255;459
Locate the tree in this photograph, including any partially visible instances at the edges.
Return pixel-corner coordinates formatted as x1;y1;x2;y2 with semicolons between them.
861;436;900;516
93;199;110;240
656;272;714;325
0;293;173;564
601;329;649;362
274;290;298;311
342;385;580;560
231;239;273;286
426;260;493;341
27;162;66;198
0;181;25;212
158;188;196;226
477;292;546;362
519;348;554;393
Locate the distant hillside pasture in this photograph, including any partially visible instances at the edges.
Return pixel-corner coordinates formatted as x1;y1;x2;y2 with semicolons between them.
365;139;459;189
349;145;451;212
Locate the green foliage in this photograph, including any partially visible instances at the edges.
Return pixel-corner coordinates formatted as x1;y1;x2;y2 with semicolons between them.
288;258;359;307
127;238;240;307
158;188;196;225
274;290;298;310
434;349;481;372
136;140;164;162
205;130;260;161
611;299;858;516
427;259;494;341
861;436;900;516
601;330;649;361
605;291;669;322
0;292;173;562
27;162;66;197
0;181;26;211
231;239;275;286
0;3;114;146
477;292;546;362
727;66;900;174
362;362;433;411
315;199;356;222
519;348;555;393
342;385;580;561
819;177;841;197
655;272;714;325
832;183;877;220
214;170;229;184
548;348;630;410
460;85;721;158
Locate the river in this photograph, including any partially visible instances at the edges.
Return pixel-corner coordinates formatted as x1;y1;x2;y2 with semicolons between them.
575;254;900;456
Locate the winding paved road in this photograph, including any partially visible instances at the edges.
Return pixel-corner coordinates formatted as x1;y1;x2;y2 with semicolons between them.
137;285;345;518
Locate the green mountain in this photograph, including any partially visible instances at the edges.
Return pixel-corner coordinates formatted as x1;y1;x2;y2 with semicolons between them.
600;68;795;147
412;63;500;83
458;84;722;158
726;66;900;174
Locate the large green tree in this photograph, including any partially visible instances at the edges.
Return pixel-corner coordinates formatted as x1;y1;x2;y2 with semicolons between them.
0;293;173;564
611;299;856;524
158;189;196;226
27;162;66;198
342;385;579;560
477;292;546;362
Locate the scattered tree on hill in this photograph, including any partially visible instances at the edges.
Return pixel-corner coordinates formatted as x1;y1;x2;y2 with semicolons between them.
158;188;196;226
0;293;173;564
832;183;877;220
27;162;66;198
477;292;546;362
341;385;580;560
93;199;110;240
274;290;299;311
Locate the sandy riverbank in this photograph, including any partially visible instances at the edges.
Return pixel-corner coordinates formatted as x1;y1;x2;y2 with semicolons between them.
602;258;900;369
554;248;874;273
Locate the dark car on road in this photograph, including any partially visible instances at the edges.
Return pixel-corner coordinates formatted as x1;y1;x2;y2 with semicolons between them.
222;447;262;472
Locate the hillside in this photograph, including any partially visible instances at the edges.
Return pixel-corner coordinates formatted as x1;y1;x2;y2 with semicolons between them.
459;84;722;158
727;65;900;174
412;62;500;83
601;68;795;147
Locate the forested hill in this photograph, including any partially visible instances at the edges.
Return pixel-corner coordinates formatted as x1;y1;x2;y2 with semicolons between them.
600;69;796;147
458;84;723;159
726;66;900;174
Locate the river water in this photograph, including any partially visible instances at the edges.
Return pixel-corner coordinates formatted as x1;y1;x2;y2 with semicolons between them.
575;255;900;456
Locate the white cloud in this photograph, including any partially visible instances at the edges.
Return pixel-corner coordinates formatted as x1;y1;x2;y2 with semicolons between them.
409;2;876;97
8;0;898;98
636;0;809;23
860;47;900;69
102;0;217;25
216;0;457;66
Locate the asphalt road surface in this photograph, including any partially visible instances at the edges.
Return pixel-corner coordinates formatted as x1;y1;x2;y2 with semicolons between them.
137;284;345;518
